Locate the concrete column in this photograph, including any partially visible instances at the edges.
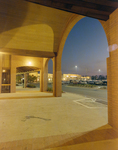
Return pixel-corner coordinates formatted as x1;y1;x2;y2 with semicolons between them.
53;56;62;97
24;73;28;88
107;8;118;130
107;52;118;129
11;55;16;93
40;58;48;92
43;59;48;91
0;54;2;93
40;69;43;92
53;57;56;96
107;57;113;126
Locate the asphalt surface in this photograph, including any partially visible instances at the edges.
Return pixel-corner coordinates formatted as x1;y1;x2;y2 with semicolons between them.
62;85;107;104
17;83;107;104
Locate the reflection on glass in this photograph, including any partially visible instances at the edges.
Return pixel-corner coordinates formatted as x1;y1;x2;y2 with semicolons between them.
2;69;10;84
1;86;10;93
1;69;10;93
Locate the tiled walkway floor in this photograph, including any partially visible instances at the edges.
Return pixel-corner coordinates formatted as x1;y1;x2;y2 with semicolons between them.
0;91;113;150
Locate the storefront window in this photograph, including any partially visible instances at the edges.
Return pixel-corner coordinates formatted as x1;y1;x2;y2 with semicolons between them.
1;69;10;93
2;69;10;84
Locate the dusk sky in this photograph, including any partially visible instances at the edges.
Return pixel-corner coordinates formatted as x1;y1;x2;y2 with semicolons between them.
48;17;109;76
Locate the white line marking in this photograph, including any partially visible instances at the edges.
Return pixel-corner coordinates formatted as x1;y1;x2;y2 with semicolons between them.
73;99;106;109
74;100;91;109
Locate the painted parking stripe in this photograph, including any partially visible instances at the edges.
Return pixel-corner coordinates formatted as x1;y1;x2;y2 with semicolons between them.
73;99;107;109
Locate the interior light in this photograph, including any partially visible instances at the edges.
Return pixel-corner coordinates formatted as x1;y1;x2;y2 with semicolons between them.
29;62;31;65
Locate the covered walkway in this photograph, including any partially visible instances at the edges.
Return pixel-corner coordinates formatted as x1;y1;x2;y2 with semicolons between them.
0;0;118;149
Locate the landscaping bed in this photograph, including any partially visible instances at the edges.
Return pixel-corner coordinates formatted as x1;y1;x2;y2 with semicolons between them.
68;83;97;88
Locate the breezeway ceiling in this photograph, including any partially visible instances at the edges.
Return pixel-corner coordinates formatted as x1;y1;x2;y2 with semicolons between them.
26;0;118;21
0;0;118;57
16;66;40;73
0;0;73;56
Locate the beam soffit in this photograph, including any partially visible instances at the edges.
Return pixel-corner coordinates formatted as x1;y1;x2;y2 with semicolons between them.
25;0;118;20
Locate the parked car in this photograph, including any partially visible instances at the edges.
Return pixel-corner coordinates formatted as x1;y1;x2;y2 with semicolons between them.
65;81;70;84
88;80;95;84
102;80;107;85
79;81;87;84
62;81;65;85
95;80;103;85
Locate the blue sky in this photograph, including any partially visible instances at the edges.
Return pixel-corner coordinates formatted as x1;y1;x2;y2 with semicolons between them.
48;17;109;76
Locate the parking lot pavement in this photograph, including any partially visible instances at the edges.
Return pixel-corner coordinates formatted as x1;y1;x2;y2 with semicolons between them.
0;92;108;143
62;84;107;101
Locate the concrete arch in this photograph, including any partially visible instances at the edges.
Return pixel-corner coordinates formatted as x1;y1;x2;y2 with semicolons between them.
54;14;109;96
99;20;110;46
40;58;53;92
58;14;84;61
45;58;53;69
41;58;54;94
55;14;109;97
56;13;118;130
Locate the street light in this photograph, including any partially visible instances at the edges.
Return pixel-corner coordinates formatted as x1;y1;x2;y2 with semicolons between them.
75;66;77;69
98;69;101;80
75;66;78;74
98;69;101;72
98;69;101;75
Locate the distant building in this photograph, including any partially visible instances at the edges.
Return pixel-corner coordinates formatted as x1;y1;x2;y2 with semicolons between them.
62;74;81;82
29;72;53;83
81;76;91;81
48;74;53;83
27;73;91;83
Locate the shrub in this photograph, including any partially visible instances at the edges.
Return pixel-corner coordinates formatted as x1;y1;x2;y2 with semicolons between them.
47;87;64;93
16;83;19;86
68;83;97;88
27;84;36;88
47;87;53;92
27;75;37;83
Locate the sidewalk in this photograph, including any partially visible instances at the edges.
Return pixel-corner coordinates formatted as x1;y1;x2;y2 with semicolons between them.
0;90;53;99
0;91;115;150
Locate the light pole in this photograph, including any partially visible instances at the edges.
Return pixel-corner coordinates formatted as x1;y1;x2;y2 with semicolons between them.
98;69;101;80
98;69;101;74
75;66;77;74
75;65;77;69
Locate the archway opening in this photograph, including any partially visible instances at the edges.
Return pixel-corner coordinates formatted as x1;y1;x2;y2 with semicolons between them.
61;16;108;132
47;59;53;92
16;66;40;91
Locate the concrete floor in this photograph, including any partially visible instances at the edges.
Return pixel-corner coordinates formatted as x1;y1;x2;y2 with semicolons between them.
0;89;118;150
0;90;117;150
